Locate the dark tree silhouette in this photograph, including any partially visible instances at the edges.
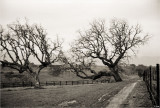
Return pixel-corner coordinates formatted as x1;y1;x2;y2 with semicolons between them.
0;21;62;88
62;19;149;82
136;64;147;77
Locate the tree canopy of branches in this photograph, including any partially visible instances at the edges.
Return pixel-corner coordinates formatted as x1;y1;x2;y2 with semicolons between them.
60;50;111;80
63;19;149;82
0;21;62;88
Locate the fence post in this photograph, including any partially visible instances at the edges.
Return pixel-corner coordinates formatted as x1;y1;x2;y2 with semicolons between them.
146;70;147;82
60;81;61;86
12;83;14;87
146;70;148;83
22;81;24;87
46;81;47;86
148;71;150;85
72;81;73;85
30;82;32;87
145;70;146;81
145;70;147;82
143;70;145;81
147;70;149;85
149;66;152;92
66;81;67;85
1;83;2;88
156;64;159;106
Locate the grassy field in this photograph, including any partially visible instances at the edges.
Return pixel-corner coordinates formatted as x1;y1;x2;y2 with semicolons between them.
0;65;111;83
1;78;136;107
0;65;142;107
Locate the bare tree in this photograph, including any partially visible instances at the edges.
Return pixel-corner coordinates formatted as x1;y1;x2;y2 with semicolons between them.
0;21;62;88
60;50;97;79
60;48;112;81
63;19;149;82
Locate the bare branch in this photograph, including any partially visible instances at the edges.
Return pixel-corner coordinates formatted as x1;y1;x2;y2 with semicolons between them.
0;20;62;87
63;18;149;82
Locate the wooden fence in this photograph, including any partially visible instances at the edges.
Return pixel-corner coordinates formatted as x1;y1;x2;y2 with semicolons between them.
143;64;159;107
0;78;111;88
0;82;33;88
45;79;110;86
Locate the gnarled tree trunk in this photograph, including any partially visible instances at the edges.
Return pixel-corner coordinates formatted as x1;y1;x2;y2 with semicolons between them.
33;67;44;89
112;72;122;82
110;67;122;82
34;74;41;88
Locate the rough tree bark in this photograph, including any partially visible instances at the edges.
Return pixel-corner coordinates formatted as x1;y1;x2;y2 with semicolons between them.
111;69;122;82
34;74;41;88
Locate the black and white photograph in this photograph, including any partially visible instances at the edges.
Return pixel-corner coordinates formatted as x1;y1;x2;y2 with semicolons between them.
0;0;160;107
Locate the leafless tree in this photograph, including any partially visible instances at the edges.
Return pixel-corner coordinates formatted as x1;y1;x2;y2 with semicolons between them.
60;47;112;81
60;50;97;79
63;19;149;82
0;21;62;88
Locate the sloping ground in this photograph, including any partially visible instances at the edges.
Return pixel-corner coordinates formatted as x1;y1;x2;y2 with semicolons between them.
0;65;110;83
121;80;153;108
1;79;135;107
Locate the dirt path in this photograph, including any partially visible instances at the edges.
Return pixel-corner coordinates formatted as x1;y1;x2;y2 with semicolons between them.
106;81;138;108
121;80;153;108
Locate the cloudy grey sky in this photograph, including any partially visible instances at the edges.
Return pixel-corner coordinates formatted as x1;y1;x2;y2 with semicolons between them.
0;0;160;66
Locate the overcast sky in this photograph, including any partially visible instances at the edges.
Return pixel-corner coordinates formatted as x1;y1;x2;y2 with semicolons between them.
0;0;160;66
